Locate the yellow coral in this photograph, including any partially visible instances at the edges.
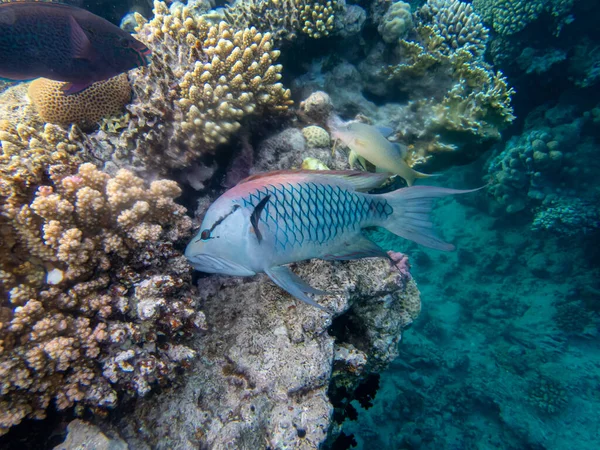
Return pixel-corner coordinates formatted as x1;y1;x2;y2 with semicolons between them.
0;110;193;434
28;75;132;128
473;0;573;36
98;1;293;170
300;1;338;39
225;0;341;42
302;125;331;148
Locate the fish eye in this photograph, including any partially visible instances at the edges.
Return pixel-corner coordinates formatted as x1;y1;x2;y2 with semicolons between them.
120;38;130;47
200;229;211;240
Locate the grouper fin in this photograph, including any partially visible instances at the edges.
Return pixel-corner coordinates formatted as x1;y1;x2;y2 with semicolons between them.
61;81;93;95
69;15;94;60
265;265;330;310
239;170;392;192
323;235;388;260
250;194;270;243
382;185;483;250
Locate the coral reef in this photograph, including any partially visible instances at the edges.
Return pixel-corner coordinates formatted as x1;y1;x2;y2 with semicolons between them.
0;114;200;434
473;0;574;36
28;76;132;129
302;125;331;148
377;1;413;44
376;0;514;170
486;102;599;235
54;420;127;450
114;254;420;449
224;0;345;42
420;0;489;57
90;1;292;173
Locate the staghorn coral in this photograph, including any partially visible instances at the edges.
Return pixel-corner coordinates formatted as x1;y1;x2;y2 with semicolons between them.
473;0;574;36
420;0;488;57
91;1;292;172
28;75;132;129
225;0;344;42
378;1;413;44
0;113;200;434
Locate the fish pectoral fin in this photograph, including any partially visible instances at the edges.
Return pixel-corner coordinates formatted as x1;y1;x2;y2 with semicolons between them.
322;235;388;260
348;150;358;169
250;195;270;243
61;82;93;95
376;126;394;138
265;266;330;311
69;15;95;60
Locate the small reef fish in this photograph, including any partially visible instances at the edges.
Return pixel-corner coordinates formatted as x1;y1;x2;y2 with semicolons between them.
328;117;432;186
185;170;476;309
0;1;151;94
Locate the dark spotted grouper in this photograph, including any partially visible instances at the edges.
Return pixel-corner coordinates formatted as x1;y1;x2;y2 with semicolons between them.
0;1;150;94
185;170;478;309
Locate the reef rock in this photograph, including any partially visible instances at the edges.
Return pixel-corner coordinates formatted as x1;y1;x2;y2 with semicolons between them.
115;254;420;449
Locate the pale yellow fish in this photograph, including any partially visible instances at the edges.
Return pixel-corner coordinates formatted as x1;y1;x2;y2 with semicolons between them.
329;120;432;186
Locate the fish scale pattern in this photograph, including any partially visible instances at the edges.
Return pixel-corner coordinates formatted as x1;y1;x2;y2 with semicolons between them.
242;182;393;250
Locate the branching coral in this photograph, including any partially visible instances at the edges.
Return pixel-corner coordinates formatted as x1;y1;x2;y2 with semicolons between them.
420;0;488;57
91;1;292;172
473;0;574;36
0;116;200;435
225;0;344;42
381;0;514;169
28;75;132;129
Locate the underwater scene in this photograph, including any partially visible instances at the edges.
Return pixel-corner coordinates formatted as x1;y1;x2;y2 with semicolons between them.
0;0;599;448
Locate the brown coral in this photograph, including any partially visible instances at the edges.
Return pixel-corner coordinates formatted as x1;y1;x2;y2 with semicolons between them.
0;115;199;435
91;1;293;173
28;75;132;129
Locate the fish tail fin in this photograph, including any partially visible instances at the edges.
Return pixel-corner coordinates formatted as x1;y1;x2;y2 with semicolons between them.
382;186;482;250
404;168;438;187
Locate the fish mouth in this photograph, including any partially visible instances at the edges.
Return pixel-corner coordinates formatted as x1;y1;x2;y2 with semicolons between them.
185;252;256;277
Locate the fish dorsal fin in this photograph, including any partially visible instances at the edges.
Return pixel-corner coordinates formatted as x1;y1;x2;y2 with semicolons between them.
238;170;392;192
69;15;94;60
250;194;270;243
376;126;394;138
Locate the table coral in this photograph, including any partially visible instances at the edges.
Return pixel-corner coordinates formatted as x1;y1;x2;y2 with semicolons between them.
0;116;201;435
28;75;132;129
93;1;293;172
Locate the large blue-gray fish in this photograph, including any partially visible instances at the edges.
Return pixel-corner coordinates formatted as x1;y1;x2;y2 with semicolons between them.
186;170;475;309
0;1;150;94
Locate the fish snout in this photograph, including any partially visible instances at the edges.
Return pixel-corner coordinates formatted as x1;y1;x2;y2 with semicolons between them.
184;247;256;277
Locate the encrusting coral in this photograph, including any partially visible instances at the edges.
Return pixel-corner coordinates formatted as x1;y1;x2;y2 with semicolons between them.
28;75;132;129
0;116;201;435
378;1;413;44
92;1;293;172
